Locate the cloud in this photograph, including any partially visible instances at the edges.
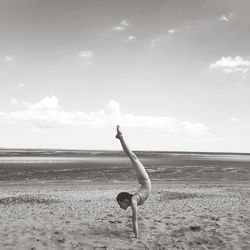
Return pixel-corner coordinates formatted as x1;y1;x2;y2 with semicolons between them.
150;35;168;49
10;98;18;106
106;100;121;114
120;20;129;26
128;35;136;41
11;96;59;110
229;118;240;124
27;96;60;110
79;50;94;58
210;57;250;68
5;56;14;62
113;19;130;32
0;97;209;137
219;15;229;22
168;29;178;34
219;14;232;22
18;83;25;88
113;26;125;31
209;56;250;79
79;50;94;64
150;29;179;48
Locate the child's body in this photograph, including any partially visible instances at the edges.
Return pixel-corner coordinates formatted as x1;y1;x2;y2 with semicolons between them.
116;125;151;238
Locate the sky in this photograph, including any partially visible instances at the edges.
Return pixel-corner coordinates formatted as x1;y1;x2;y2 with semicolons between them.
0;0;250;152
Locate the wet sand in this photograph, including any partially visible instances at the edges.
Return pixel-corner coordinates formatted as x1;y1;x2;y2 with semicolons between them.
0;180;249;250
1;150;250;182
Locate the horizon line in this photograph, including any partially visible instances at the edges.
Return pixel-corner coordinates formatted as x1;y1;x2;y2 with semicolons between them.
0;147;249;155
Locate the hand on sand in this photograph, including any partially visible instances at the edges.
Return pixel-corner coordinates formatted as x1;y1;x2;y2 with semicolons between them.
132;228;140;239
115;125;123;139
133;234;140;239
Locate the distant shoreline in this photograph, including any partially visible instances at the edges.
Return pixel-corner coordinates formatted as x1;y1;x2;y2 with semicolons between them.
0;148;249;156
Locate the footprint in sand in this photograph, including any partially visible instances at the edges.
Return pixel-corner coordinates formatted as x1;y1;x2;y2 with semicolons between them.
94;247;112;250
177;216;186;220
189;225;201;231
154;219;162;223
58;238;65;243
109;220;122;224
210;216;220;221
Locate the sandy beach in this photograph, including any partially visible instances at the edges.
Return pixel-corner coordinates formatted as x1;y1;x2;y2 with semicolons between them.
0;180;249;250
0;150;250;249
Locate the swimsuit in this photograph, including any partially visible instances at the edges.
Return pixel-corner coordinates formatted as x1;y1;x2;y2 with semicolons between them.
134;179;151;206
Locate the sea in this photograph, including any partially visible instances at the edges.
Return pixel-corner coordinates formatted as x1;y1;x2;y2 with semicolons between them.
0;149;250;182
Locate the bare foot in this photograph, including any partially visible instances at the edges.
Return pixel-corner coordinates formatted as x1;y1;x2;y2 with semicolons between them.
115;125;123;139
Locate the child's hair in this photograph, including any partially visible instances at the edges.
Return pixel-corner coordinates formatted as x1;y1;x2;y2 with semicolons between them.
116;192;133;202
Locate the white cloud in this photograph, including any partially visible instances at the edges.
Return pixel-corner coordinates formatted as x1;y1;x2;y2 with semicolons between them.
209;56;250;79
10;96;59;110
128;35;136;41
113;19;130;32
5;56;14;62
219;14;232;22
10;98;18;106
168;29;178;34
106;100;121;114
27;96;60;110
210;57;250;68
0;97;209;137
79;50;94;58
120;20;129;26
229;118;240;123
150;39;157;49
113;26;125;31
79;50;94;64
150;30;179;48
18;83;26;88
219;15;229;22
150;35;168;49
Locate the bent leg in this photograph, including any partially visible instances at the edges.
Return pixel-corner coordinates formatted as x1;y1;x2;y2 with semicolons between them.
116;125;150;185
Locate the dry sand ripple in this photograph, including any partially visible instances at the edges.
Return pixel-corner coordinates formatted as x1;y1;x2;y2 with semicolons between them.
0;181;249;250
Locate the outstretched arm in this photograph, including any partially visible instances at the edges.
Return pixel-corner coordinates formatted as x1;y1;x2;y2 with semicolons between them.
131;196;139;238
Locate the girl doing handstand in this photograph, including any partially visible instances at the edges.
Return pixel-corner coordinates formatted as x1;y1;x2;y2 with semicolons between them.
115;125;151;238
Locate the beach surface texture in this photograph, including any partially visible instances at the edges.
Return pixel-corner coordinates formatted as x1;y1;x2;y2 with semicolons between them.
0;150;250;250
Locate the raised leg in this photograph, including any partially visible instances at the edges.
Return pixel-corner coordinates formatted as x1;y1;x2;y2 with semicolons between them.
116;125;150;184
